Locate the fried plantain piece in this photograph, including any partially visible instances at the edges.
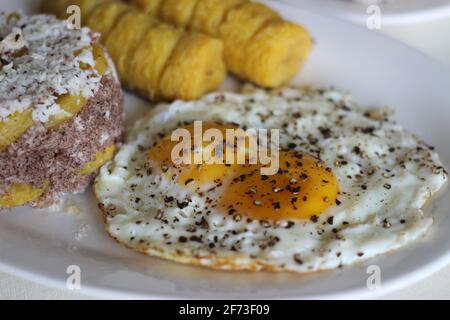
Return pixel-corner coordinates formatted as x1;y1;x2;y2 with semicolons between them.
159;33;225;100
126;0;313;89
244;20;313;87
189;0;248;35
70;0;110;20
104;9;160;87
219;2;280;77
159;0;199;28
130;24;184;98
85;1;129;41
127;0;163;15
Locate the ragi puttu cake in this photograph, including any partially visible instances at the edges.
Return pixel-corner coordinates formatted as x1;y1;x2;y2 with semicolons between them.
0;13;124;208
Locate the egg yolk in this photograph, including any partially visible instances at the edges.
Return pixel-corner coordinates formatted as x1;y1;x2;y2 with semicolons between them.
148;122;244;191
148;122;339;220
218;152;339;220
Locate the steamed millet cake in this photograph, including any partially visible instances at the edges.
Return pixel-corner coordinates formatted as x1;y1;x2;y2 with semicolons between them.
95;87;448;272
0;13;124;208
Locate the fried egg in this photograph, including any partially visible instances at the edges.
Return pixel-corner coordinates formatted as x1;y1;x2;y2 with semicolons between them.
94;87;448;272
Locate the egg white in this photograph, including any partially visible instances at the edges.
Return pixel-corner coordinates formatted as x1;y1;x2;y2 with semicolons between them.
94;87;448;272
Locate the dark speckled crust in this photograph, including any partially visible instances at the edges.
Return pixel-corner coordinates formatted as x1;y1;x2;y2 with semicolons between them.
0;75;124;208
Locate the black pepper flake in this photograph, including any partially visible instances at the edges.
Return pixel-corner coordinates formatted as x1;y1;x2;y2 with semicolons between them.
360;126;375;134
357;252;364;257
177;200;189;209
383;183;392;190
178;236;188;243
310;215;318;223
198;217;209;229
186;224;197;233
319;127;333;139
352;146;361;155
335;199;342;206
293;254;303;265
189;235;202;243
286;221;295;229
286;185;301;194
327;216;334;225
164;196;174;202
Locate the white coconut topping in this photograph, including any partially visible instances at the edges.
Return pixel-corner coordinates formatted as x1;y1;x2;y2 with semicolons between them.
0;13;102;122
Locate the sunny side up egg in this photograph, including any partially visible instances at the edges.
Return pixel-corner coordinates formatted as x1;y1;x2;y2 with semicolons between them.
94;87;448;272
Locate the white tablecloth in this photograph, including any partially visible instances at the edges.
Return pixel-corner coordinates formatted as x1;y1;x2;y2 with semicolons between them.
1;8;450;300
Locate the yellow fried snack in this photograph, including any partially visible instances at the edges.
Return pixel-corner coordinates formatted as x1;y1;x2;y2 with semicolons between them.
219;2;279;78
244;20;312;87
128;0;163;14
0;182;48;208
70;0;109;19
130;24;184;98
159;33;225;100
105;9;160;87
79;145;117;175
126;0;313;88
159;0;199;28
0;109;33;151
189;0;248;35
85;1;129;41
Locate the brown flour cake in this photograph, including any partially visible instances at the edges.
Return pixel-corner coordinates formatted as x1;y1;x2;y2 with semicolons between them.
0;13;124;208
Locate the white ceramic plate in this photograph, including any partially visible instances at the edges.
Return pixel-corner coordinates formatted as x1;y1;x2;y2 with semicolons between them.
281;0;450;25
1;0;450;299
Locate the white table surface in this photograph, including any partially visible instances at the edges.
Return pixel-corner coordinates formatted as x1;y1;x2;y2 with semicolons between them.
1;6;450;300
